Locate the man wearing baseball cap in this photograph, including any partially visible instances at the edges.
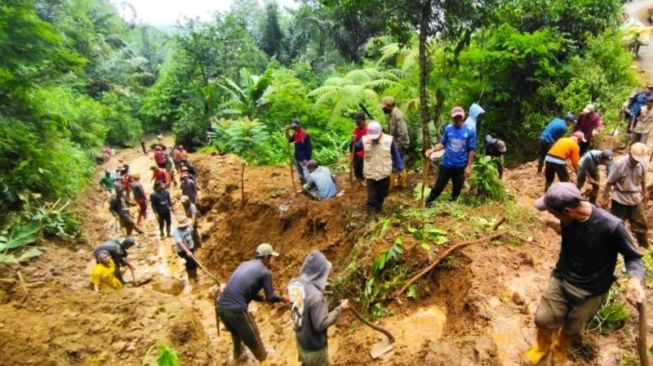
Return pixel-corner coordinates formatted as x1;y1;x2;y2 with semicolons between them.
631;95;653;145
358;120;405;214
380;96;410;188
542;132;584;193
527;183;644;364
601;142;650;248
217;243;289;363
576;149;613;204
424;106;476;206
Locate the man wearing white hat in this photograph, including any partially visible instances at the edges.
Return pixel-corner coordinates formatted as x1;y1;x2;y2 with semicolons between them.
216;243;289;362
359;121;405;214
601;142;650;248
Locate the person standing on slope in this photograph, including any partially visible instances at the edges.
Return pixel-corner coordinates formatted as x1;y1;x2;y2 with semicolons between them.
288;251;349;366
424;106;476;206
527;183;644;365
537;114;577;174
216;243;289;363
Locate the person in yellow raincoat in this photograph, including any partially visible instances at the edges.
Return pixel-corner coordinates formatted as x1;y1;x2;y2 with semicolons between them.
90;250;122;292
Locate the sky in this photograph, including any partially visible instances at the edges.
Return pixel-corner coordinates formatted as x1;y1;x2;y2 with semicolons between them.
114;0;298;27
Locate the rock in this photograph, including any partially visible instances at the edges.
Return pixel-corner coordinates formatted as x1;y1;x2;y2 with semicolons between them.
151;276;185;296
511;291;526;306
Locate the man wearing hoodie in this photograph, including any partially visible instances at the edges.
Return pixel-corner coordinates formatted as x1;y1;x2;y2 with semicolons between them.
216;243;289;363
288;251;349;366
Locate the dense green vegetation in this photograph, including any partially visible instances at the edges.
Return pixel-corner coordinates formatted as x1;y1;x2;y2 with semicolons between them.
0;0;638;227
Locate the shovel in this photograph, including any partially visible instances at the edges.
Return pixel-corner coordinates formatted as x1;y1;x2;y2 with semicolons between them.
638;297;649;366
349;306;395;359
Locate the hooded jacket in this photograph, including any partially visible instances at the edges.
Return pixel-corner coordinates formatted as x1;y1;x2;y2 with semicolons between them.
288;251;342;351
463;103;485;132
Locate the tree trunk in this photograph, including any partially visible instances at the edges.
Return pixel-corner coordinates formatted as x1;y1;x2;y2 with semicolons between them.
418;0;432;151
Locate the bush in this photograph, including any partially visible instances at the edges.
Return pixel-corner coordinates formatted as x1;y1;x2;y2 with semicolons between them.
207;117;286;165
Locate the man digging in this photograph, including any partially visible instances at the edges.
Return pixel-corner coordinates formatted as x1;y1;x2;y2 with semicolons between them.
527;182;645;365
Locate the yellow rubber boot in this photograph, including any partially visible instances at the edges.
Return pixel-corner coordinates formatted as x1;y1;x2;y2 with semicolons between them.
389;172;397;190
399;169;408;188
551;330;572;364
526;328;554;365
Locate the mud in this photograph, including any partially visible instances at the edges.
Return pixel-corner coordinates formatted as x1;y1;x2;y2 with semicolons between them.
0;134;650;365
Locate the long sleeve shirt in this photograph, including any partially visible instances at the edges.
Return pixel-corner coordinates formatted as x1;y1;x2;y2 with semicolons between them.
217;259;284;312
553;206;644;295
150;190;172;214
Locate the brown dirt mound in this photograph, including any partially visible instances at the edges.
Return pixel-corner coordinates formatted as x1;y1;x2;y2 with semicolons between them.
193;153;367;283
0;282;211;365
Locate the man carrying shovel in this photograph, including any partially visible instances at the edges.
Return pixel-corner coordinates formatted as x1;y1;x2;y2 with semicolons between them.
172;217;199;282
216;243;289;363
288;251;349;366
527;182;645;365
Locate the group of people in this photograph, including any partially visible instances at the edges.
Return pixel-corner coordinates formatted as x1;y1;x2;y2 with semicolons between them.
93;136;204;291
286;97;506;215
88;92;653;365
215;243;348;366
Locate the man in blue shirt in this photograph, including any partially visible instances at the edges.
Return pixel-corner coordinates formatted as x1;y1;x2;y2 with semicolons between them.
302;160;337;200
625;86;652;132
424;106;476;206
538;114;577;174
217;243;288;362
285;119;313;183
172;218;198;282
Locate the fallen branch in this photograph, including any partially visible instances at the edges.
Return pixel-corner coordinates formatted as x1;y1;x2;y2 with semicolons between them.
392;232;505;300
492;216;506;231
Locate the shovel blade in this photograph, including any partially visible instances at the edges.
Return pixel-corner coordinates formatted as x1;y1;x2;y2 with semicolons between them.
369;336;394;359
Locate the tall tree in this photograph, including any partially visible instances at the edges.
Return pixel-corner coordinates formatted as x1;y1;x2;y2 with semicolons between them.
259;2;283;57
320;0;495;149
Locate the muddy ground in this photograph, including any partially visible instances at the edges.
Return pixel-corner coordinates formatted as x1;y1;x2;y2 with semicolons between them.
0;131;651;366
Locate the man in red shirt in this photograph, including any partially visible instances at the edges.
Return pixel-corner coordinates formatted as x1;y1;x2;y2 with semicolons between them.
573;104;603;155
350;112;368;184
153;146;167;168
150;165;170;189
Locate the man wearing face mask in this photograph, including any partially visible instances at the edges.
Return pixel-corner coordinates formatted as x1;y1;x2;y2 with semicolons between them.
358;121;405;214
424;106;476;206
526;182;644;365
380;96;410;188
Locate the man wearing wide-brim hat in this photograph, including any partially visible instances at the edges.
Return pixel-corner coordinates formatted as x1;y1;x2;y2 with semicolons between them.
601;142;650;248
172;217;199;281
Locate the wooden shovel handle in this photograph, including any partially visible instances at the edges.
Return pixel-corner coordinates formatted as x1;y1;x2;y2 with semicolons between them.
349;306;395;343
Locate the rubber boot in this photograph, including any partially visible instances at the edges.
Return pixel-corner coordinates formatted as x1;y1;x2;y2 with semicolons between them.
526;328;554;365
389;172;397;190
399;169;408;188
551;330;572;364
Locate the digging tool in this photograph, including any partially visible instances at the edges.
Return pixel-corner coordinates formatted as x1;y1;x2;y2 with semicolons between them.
359;103;374;120
349;306;395;359
284;131;298;193
638;293;649;366
186;252;220;284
